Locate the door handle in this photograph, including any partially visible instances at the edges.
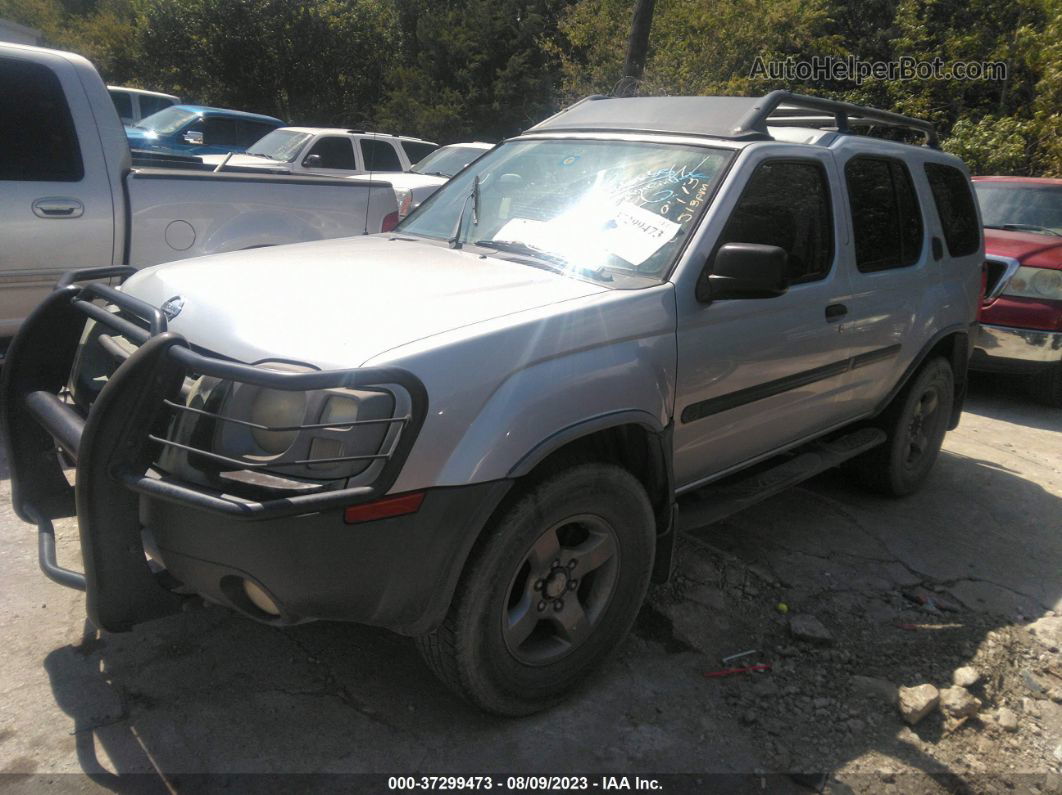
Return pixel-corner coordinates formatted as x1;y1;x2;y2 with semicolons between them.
932;236;944;261
32;197;84;218
825;303;848;322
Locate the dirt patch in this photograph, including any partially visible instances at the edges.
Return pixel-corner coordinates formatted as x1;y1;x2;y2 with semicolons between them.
646;531;1062;793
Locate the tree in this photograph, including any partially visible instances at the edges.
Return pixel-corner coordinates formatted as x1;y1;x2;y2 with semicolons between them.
376;0;574;143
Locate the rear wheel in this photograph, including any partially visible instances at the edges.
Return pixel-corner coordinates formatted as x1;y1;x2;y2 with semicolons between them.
416;463;655;715
853;357;954;497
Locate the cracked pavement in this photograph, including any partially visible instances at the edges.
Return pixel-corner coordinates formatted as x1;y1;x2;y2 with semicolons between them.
0;373;1058;790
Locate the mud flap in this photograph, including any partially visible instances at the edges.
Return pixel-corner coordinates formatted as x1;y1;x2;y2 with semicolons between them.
651;503;677;583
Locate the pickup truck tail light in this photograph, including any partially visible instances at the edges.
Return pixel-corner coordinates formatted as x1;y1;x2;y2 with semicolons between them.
381;210;399;233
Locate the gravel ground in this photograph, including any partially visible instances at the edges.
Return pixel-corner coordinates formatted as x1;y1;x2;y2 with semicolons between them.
0;373;1059;793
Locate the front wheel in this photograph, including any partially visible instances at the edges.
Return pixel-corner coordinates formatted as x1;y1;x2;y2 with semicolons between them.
852;356;954;497
416;463;656;715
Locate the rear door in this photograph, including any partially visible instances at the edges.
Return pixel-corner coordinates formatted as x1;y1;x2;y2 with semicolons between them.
672;148;854;490
834;152;935;413
0;53;115;338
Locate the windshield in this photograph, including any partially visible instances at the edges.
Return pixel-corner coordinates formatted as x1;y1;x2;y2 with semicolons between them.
245;129;313;162
136;106;199;135
398;138;732;285
975;183;1062;236
411;144;489;177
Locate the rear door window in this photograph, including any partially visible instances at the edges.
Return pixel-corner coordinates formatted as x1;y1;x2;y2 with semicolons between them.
305;136;357;169
924;163;980;257
714;159;834;284
361;139;403;171
238;121;277;147
846;156;924;272
401;140;437;164
0;56;83;181
110;91;133;122
139;94;175;118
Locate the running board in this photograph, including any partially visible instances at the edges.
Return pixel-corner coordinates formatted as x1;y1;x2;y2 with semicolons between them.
677;427;886;532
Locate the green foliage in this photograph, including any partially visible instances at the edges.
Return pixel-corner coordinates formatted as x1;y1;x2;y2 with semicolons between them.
376;0;570;142
943;116;1036;175
135;0;400;124
0;0;1058;171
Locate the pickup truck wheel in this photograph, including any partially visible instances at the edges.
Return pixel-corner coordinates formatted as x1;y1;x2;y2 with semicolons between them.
1028;364;1062;407
415;463;655;715
853;356;954;497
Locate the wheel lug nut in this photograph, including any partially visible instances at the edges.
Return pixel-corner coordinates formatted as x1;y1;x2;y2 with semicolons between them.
553;560;560;567
537;601;546;611
568;559;577;569
568;579;578;590
553;600;563;611
534;580;544;591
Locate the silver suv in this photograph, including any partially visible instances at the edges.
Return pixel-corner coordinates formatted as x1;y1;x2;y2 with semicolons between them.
2;92;983;715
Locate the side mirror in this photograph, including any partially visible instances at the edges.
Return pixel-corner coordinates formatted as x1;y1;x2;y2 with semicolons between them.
302;154;322;168
699;243;789;301
182;129;204;146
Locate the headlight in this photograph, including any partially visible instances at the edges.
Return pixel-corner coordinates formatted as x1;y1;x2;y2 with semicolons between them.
1002;266;1062;300
249;388;306;454
156;363;401;490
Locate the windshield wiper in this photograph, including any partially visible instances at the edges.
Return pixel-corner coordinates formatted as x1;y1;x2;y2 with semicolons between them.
985;223;1061;237
474;240;613;282
448;175;480;249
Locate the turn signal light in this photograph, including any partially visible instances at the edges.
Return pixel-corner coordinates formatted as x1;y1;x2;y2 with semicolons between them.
344;491;425;524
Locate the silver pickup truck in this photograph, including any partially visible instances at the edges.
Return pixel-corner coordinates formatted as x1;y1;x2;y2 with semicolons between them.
2;91;983;716
0;43;399;340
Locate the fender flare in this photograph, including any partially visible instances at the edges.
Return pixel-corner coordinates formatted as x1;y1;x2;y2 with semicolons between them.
507;408;667;478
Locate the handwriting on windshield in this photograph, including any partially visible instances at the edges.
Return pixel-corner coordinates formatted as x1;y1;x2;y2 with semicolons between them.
608;161;716;223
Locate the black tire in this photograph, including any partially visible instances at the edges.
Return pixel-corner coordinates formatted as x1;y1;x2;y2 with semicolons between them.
853;356;954;497
415;463;655;716
1028;364;1062;408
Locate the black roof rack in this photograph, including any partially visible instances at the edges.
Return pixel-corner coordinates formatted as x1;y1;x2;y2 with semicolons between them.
528;90;938;148
740;91;938;148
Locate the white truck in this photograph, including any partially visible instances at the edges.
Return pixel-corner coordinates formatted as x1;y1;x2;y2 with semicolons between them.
348;141;494;218
199;127;438;177
0;43;400;340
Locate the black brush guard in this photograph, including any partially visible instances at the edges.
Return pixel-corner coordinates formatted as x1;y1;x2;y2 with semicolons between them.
1;268;427;632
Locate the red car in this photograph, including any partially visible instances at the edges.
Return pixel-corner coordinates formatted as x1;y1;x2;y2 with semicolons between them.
972;177;1062;406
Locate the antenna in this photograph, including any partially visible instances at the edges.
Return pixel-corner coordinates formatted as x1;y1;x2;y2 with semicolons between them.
363;130;375;235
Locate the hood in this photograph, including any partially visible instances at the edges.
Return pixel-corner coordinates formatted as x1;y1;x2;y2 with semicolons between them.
122;235;608;368
348;172;447;190
125;126;154;142
985;228;1062;270
199;153;288;168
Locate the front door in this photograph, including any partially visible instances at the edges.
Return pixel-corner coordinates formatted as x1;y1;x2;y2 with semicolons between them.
672;149;854;491
0;54;115;338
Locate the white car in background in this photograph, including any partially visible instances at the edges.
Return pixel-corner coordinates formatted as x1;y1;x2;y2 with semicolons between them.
200;127;437;176
350;141;493;218
108;85;180;125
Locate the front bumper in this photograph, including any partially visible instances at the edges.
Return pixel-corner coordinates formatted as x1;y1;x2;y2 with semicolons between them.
1;269;507;635
970;323;1062;374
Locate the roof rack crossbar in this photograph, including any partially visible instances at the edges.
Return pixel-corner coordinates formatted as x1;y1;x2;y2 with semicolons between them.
735;90;939;148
